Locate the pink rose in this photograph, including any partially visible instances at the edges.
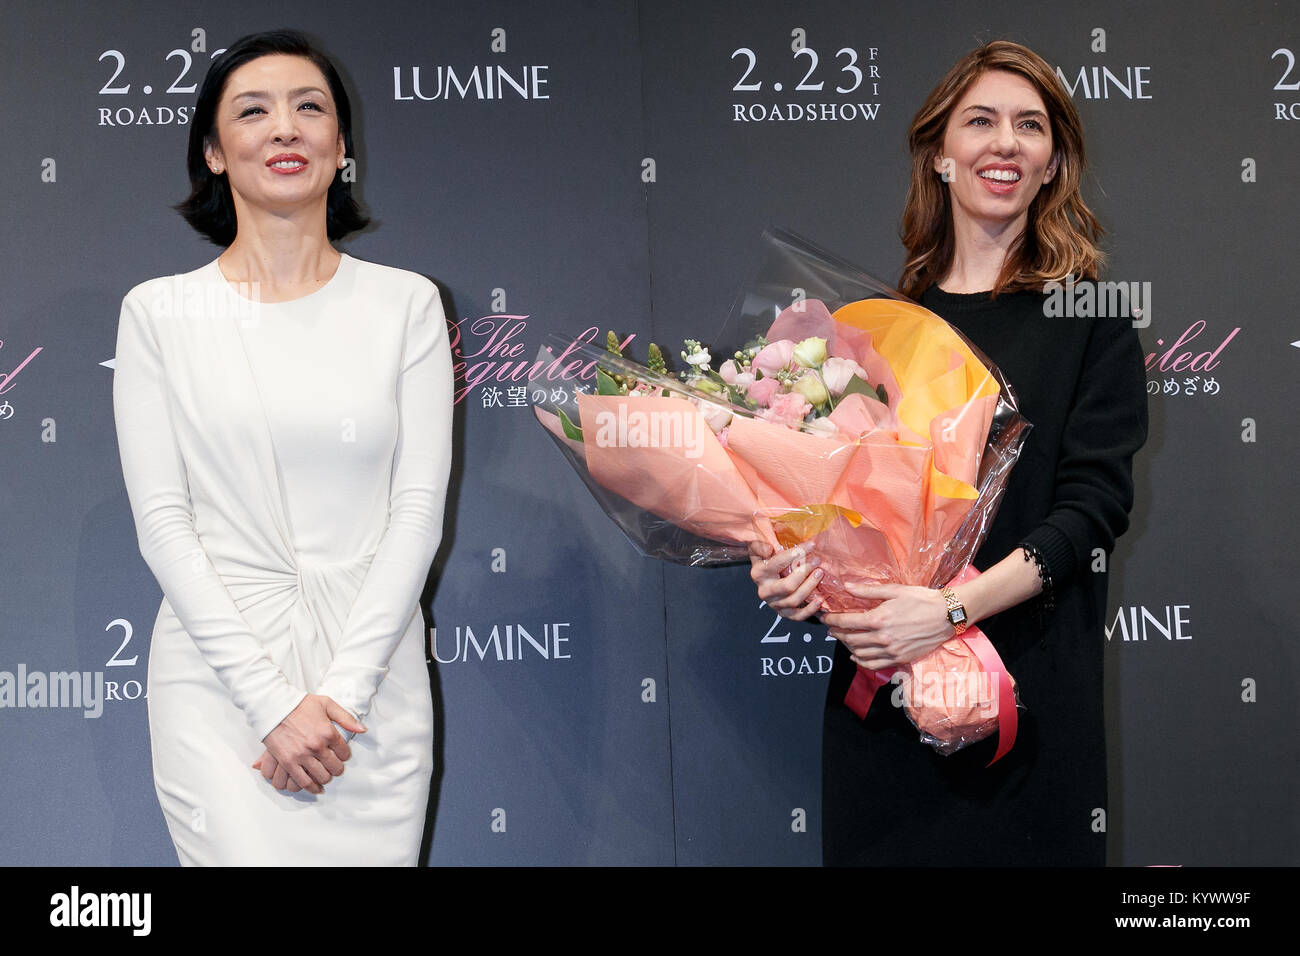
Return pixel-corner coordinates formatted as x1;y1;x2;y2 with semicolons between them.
753;339;795;376
745;375;782;407
759;391;812;429
720;361;756;389
821;356;868;395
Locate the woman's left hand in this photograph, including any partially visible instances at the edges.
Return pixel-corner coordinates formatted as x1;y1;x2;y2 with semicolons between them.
252;750;301;792
821;581;953;670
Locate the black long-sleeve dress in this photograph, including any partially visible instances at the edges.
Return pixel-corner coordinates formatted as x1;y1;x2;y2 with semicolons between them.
821;284;1149;866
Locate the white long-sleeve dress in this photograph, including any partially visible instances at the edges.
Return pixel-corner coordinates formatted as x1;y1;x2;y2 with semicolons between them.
113;253;452;865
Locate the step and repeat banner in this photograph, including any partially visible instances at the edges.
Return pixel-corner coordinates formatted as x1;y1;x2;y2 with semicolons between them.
1;0;1295;865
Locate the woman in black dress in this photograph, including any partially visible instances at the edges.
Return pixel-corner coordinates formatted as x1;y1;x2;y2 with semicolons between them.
750;40;1148;865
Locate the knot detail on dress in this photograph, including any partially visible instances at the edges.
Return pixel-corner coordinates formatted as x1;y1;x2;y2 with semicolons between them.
222;552;373;694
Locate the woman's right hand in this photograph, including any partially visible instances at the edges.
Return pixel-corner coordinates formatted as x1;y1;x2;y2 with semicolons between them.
254;694;366;794
749;540;824;621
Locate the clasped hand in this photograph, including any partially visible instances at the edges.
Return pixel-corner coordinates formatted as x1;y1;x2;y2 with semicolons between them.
252;694;366;794
748;541;953;670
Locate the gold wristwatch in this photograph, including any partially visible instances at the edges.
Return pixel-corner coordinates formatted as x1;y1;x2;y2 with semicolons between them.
940;586;968;635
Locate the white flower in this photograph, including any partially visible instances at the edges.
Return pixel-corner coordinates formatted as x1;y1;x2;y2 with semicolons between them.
791;372;829;406
684;348;712;367
792;336;828;368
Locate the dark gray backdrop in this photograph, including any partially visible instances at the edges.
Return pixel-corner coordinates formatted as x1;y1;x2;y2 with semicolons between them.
1;0;1295;865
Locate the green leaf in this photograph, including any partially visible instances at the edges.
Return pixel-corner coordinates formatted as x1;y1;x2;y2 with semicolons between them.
839;375;875;399
558;407;584;442
838;375;889;407
596;367;620;395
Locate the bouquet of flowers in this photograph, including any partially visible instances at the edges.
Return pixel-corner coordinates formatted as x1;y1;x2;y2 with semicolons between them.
533;229;1030;760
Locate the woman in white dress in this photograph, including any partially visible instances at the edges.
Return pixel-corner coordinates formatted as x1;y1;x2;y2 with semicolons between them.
113;30;453;865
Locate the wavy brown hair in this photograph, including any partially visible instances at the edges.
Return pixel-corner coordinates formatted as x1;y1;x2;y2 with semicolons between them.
898;41;1104;299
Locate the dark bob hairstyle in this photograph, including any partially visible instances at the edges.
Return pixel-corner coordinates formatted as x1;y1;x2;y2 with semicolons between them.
176;29;369;246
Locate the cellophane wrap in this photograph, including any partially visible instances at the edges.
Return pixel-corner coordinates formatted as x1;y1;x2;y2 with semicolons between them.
534;228;1031;754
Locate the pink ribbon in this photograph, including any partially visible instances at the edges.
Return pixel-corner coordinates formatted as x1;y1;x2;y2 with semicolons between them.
842;565;1019;766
